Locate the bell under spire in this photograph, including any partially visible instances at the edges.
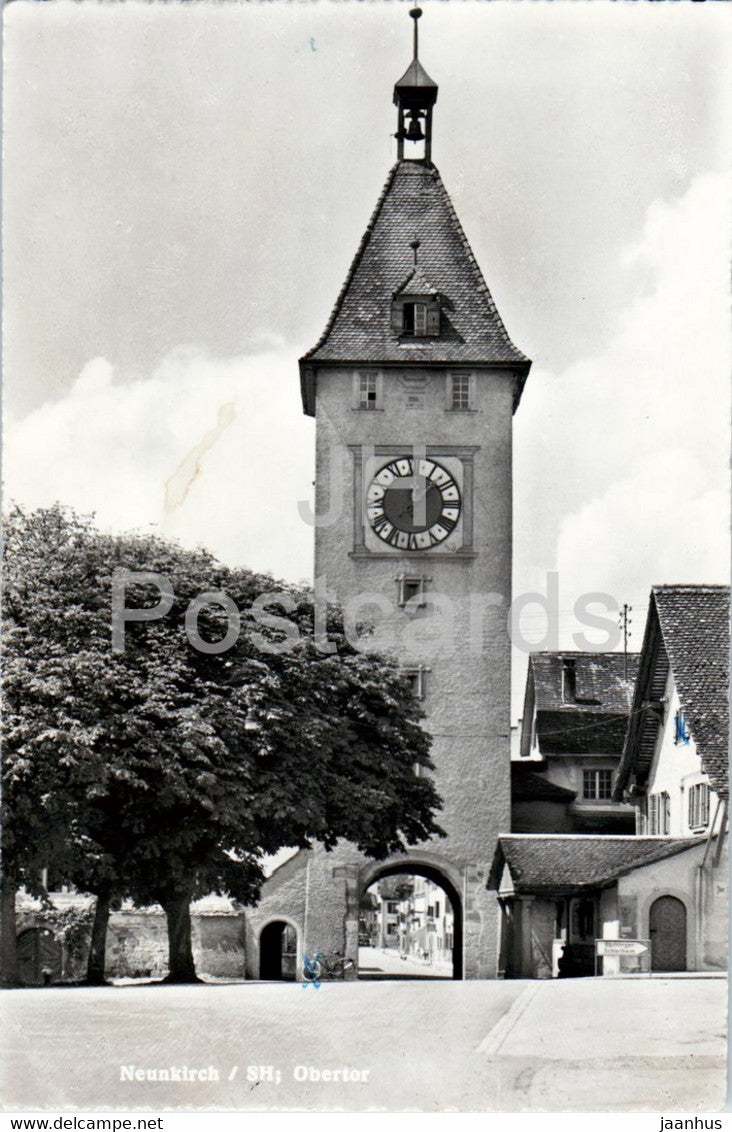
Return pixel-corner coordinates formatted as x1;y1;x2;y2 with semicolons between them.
394;7;438;164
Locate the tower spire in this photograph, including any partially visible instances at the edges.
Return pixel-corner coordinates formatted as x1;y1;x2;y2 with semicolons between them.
411;5;420;59
394;7;438;164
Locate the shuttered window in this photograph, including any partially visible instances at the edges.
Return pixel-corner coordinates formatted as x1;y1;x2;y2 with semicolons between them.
688;782;710;830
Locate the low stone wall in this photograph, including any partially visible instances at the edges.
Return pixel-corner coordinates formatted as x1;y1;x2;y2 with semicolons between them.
16;899;247;983
107;910;247;979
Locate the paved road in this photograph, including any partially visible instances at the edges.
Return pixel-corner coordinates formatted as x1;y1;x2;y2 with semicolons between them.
359;945;451;978
1;976;726;1112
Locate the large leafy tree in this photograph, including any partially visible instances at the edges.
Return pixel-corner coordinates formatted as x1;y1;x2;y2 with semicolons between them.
2;505;442;984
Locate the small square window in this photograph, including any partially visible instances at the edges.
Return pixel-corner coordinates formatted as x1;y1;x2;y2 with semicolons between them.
397;575;429;609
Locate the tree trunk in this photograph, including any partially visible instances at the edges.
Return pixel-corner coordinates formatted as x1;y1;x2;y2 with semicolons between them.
161;888;201;984
85;891;112;985
0;870;19;987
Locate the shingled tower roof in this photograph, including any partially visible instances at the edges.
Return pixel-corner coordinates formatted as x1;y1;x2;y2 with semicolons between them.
299;161;531;415
615;585;730;800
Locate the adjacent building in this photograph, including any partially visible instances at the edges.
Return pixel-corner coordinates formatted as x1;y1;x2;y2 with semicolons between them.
492;585;728;979
614;585;728;842
513;652;638;834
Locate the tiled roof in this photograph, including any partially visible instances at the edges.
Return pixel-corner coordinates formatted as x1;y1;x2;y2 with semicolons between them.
654;586;729;796
394;266;438;296
511;766;576;802
489;835;702;895
616;586;729;799
527;652;639;756
300;161;530;398
531;652;639;712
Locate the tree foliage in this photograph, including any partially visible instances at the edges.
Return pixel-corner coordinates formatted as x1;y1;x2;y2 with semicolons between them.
2;505;442;983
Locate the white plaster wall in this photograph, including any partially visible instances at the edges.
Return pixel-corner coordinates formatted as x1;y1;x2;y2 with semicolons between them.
643;671;719;837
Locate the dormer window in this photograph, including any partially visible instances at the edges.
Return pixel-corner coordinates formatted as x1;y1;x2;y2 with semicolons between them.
393;295;440;338
393;255;441;339
561;656;577;702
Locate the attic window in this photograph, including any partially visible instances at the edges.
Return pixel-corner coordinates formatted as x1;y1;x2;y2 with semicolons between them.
674;709;691;746
392;296;440;338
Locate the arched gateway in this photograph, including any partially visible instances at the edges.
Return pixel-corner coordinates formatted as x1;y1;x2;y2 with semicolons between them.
244;11;530;982
360;860;464;980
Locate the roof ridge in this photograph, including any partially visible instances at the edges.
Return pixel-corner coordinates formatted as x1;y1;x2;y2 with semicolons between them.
301;163;401;363
653;583;730;592
531;650;642;658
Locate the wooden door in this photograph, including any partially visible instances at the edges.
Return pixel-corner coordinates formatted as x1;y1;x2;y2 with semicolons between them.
649;896;687;971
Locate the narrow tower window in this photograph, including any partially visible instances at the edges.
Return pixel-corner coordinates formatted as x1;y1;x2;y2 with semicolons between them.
403;666;429;700
448;372;473;411
357;371;381;410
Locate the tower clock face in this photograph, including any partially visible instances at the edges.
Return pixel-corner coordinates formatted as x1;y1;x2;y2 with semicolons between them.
366;456;462;551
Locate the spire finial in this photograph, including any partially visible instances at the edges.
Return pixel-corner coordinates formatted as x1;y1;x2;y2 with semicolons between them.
410;238;420;266
410;7;422;60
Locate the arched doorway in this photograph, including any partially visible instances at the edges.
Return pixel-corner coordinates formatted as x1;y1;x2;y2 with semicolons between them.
649;895;687;971
16;927;62;986
259;920;298;981
358;863;463;980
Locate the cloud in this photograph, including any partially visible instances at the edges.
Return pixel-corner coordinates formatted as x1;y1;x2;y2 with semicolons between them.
4;346;316;583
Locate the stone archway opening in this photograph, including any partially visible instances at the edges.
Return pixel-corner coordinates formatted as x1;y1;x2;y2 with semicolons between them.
258;920;298;981
357;864;463;980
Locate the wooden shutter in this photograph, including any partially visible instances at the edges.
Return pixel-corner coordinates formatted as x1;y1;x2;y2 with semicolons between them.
391;301;404;332
426;305;440;335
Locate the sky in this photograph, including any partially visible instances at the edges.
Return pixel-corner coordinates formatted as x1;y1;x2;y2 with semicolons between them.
4;0;731;719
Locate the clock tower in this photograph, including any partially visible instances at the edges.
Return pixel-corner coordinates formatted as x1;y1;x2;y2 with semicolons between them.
246;9;531;980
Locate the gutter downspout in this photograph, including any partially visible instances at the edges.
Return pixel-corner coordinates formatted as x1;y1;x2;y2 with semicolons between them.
701;797;722;868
